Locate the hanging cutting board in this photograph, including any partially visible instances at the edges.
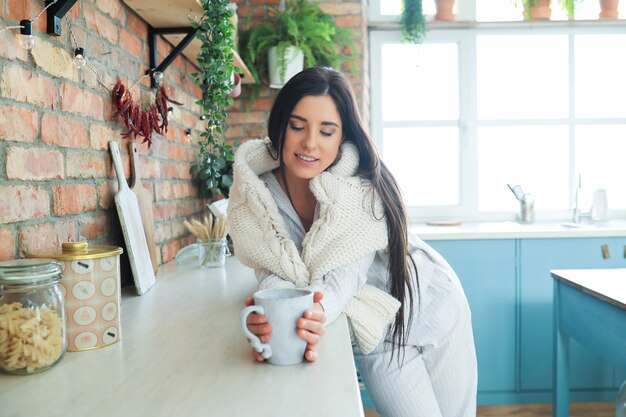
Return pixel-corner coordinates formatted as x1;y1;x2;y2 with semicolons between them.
109;141;156;296
129;142;158;274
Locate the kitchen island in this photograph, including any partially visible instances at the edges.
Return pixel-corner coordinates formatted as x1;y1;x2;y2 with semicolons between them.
552;268;626;417
0;257;364;417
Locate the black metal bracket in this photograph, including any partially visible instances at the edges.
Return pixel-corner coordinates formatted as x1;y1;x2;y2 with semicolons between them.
46;0;79;36
147;26;198;88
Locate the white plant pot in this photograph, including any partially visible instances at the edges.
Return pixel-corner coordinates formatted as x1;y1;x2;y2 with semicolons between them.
268;45;304;89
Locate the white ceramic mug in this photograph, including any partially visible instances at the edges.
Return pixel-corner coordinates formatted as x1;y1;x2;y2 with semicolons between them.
241;288;313;366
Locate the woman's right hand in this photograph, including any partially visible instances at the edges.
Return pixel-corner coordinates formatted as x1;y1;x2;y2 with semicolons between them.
244;296;272;362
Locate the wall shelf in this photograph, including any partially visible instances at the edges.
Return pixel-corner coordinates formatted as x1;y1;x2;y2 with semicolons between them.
124;0;254;84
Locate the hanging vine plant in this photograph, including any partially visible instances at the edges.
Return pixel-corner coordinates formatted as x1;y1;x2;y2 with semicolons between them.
190;0;237;199
401;0;427;43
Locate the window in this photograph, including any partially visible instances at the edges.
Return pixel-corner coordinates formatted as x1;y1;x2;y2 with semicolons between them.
369;4;626;222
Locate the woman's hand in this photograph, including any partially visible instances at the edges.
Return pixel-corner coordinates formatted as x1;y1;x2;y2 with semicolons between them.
298;291;326;362
244;292;326;362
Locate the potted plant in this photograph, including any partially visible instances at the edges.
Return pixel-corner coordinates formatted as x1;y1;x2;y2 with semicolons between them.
599;0;619;18
401;0;427;43
190;0;237;199
521;0;552;20
239;0;358;90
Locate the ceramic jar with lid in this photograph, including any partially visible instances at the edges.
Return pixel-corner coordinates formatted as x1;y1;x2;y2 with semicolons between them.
26;242;123;351
0;259;66;374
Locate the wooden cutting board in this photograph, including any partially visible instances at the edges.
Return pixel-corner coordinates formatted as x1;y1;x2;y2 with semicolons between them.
129;142;158;274
109;141;156;296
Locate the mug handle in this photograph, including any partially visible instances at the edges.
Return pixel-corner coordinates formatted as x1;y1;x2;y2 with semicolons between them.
241;305;272;359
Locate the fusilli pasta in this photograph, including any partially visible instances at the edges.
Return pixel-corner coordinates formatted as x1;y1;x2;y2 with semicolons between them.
0;302;65;373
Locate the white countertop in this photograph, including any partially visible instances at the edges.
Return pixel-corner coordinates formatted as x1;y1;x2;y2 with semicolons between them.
0;258;364;417
411;219;626;240
551;268;626;310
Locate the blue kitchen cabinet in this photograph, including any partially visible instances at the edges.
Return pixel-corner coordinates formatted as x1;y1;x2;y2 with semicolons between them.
520;237;623;401
427;239;518;398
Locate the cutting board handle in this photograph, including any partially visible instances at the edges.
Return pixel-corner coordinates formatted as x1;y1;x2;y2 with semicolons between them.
129;142;142;188
109;141;129;191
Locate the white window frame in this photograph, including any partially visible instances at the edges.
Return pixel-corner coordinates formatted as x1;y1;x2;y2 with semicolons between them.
369;22;626;223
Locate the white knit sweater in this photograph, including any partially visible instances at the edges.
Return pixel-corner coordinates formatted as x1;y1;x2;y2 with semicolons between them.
228;138;401;354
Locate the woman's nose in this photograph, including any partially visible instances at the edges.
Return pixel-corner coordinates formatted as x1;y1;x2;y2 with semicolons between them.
301;129;316;151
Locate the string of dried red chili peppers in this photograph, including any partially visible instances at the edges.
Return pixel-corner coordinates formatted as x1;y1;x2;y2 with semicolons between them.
111;79;182;148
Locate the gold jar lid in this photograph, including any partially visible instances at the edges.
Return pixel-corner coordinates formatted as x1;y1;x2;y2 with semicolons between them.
26;242;123;261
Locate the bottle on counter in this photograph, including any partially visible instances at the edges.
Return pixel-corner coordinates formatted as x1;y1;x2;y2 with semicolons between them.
0;259;67;374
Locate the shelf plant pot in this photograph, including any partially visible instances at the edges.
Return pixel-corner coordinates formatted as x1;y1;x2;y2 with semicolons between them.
435;0;455;20
599;0;619;18
268;45;304;89
524;0;552;20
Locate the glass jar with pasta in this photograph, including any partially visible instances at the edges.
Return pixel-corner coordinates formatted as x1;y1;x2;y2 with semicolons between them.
0;259;66;374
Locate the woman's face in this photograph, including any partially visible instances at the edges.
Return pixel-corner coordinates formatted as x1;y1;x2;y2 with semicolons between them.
281;95;343;181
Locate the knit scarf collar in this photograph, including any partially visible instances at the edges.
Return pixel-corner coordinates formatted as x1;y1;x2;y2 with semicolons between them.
228;138;389;288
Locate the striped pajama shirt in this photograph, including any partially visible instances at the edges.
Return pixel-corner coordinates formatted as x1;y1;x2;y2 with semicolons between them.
255;173;478;417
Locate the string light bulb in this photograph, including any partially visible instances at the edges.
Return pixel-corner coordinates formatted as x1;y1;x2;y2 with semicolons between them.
152;71;164;87
19;20;35;50
73;47;86;69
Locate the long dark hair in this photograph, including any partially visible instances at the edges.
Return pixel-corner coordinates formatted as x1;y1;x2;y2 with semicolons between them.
267;67;418;355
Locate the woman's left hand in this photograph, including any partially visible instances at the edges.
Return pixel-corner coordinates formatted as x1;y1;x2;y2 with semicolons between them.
297;291;326;362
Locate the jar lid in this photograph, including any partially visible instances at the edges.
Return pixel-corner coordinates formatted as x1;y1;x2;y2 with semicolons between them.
0;258;62;286
25;242;123;261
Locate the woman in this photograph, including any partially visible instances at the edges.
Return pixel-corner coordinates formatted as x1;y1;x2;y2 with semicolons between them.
228;67;477;417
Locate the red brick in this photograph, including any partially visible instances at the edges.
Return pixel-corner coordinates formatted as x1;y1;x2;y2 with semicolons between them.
66;151;108;178
156;182;174;201
250;97;274;111
237;6;266;18
5;0;46;32
0;31;28;62
90;124;122;150
0;65;57;108
224;125;242;138
161;239;181;263
60;83;104;119
141;158;160;179
19;221;77;256
96;0;126;23
242;124;268;139
227;111;267;125
98;181;116;209
6;146;64;181
78;214;111;240
161;163;178;179
0;229;15;261
84;4;119;45
127;11;148;40
154;223;172;244
41;113;89;148
249;0;279;5
319;4;362;15
0;105;38;142
53;184;98;215
119;28;143;60
336;15;362;28
0;185;50;223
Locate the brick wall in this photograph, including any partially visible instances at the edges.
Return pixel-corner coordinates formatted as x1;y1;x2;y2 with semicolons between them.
0;0;204;271
0;0;369;272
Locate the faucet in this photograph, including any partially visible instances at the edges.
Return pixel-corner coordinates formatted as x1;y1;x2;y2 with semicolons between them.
572;174;590;223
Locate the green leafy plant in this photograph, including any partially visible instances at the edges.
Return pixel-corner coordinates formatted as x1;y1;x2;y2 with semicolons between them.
401;0;426;43
519;0;577;19
190;0;236;199
560;0;578;18
239;0;358;90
